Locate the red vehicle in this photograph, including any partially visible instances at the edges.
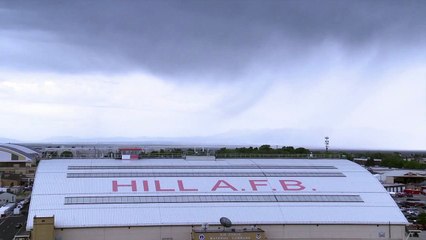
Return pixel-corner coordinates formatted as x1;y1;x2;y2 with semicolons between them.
404;189;422;195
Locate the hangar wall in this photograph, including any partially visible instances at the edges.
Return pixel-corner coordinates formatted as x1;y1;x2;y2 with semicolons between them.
53;224;406;240
0;150;12;160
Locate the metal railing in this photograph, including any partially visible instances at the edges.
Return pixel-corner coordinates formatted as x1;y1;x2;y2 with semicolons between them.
41;152;345;160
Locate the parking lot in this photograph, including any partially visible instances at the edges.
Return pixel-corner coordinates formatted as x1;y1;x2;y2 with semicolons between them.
0;214;27;240
392;192;426;239
0;203;29;240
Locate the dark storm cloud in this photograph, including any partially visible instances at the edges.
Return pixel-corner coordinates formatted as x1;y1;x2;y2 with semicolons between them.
1;0;425;79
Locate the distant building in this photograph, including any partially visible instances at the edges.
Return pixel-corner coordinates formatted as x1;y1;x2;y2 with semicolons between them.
0;173;23;187
379;170;426;184
0;143;39;163
0;192;16;204
118;147;143;159
40;145;120;159
353;158;382;166
0;144;39;182
382;183;406;193
9;185;24;194
27;158;407;240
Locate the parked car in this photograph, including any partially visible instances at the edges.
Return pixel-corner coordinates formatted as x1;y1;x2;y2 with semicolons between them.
406;198;425;207
396;192;411;198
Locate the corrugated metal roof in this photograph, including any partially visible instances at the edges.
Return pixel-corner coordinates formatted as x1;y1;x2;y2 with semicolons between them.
0;144;38;154
27;158;407;230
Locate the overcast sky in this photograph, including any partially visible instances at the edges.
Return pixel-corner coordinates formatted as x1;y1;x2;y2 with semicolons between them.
0;0;425;150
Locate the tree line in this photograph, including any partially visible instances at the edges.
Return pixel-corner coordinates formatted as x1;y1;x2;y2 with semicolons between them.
216;145;310;155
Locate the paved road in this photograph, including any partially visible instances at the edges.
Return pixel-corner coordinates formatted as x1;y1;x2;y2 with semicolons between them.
0;213;27;240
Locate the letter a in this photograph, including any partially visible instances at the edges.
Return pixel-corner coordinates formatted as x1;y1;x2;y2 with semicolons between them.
211;180;238;191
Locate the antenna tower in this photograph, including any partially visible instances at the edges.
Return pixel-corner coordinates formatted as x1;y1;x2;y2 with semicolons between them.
325;136;330;152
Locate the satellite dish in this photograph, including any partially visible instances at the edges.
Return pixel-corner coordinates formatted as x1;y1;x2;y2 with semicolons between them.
220;217;232;228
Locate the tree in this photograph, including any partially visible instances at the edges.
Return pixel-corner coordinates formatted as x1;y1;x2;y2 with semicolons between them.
417;213;426;228
365;158;375;167
294;147;310;154
60;151;73;158
259;145;272;153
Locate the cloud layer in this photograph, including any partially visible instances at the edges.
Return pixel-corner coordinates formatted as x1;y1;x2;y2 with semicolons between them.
1;1;425;79
0;1;425;150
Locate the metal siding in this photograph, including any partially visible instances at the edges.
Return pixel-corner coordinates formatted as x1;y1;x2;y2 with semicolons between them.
27;158;408;230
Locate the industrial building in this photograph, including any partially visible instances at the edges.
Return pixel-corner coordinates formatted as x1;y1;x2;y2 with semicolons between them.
0;192;16;204
0;144;39;163
379;170;426;184
27;158;408;240
0;144;39;184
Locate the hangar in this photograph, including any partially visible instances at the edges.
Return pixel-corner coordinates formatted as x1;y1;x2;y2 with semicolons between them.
0;143;39;163
0;143;39;184
27;158;408;240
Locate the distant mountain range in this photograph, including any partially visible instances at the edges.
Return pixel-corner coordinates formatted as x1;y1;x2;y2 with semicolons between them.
3;128;423;151
0;137;21;143
35;129;326;149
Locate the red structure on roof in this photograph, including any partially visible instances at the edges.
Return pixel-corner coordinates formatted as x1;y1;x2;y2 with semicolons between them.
119;148;144;160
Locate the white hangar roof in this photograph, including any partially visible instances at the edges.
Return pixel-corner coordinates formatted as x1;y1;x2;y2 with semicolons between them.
27;158;407;229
